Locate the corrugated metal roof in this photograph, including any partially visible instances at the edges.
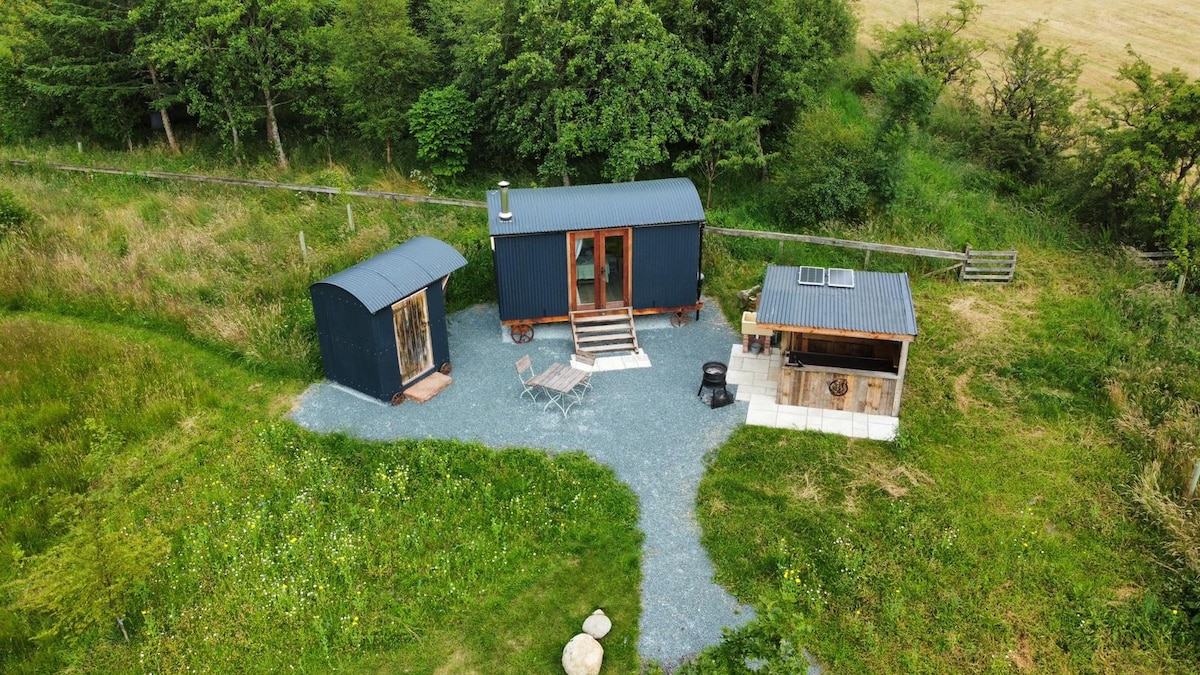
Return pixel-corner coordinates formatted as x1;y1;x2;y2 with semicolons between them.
756;266;918;337
487;177;705;235
313;237;467;313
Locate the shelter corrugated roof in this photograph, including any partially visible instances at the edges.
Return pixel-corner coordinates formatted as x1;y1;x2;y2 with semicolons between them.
486;177;705;235
756;266;918;337
313;237;467;313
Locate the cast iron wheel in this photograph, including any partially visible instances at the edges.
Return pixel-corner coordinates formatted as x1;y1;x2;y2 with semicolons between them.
439;361;453;375
390;392;405;406
510;323;534;344
670;311;689;327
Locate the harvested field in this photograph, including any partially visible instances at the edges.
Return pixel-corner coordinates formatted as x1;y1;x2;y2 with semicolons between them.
856;1;1200;95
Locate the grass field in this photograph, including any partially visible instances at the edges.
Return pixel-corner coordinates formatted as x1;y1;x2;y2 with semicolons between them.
0;314;642;673
855;0;1200;95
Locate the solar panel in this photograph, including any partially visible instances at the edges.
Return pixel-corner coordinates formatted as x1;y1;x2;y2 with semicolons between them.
827;268;855;288
798;266;825;286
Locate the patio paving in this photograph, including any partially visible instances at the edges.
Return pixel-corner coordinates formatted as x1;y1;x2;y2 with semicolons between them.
726;344;900;440
290;304;755;667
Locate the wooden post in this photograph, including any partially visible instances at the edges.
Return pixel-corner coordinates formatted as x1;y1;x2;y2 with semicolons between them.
1186;459;1200;499
76;141;83;153
891;340;910;417
299;231;309;262
864;250;872;270
959;244;971;282
346;202;355;231
1177;272;1187;295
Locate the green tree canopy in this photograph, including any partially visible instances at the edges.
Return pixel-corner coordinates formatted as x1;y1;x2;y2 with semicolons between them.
328;0;433;163
978;25;1082;181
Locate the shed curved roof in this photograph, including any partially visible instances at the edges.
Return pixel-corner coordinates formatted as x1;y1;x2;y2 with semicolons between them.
487;177;705;235
312;237;467;313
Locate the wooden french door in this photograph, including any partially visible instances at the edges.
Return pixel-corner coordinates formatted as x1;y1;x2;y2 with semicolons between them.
392;290;434;383
568;229;631;311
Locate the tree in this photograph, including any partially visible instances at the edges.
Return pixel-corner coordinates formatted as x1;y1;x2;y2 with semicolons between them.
977;26;1081;181
673;116;768;208
1077;51;1200;255
874;0;985;95
0;0;38;141
21;0;145;146
328;0;433;165
141;0;335;170
407;85;474;177
704;0;857;171
442;0;705;184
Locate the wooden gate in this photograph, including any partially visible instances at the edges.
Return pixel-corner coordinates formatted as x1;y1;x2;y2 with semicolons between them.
392;290;433;383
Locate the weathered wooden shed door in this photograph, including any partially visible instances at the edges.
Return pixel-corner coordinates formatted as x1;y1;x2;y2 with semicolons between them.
392;290;434;383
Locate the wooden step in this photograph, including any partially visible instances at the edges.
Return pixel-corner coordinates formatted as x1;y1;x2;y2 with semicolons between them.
403;372;451;403
575;323;630;334
575;332;635;344
570;306;638;355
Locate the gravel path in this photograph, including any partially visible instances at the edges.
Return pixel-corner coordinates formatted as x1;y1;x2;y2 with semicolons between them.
290;304;754;667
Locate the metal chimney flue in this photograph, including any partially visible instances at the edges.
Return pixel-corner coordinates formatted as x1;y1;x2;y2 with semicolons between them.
498;181;512;221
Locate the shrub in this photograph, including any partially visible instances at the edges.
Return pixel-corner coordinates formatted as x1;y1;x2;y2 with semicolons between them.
770;106;873;227
0;189;35;238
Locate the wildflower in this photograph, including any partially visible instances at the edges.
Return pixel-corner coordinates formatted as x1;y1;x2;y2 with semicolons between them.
281;585;288;591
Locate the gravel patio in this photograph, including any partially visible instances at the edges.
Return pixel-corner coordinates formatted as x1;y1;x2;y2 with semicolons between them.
291;303;755;667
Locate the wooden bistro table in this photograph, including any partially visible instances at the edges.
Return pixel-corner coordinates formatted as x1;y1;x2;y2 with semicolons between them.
527;362;589;417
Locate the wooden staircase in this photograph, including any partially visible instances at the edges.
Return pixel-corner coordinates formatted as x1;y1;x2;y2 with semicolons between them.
571;307;639;355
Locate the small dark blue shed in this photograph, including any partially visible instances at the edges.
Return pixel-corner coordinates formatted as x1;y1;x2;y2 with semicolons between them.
486;178;705;343
310;237;467;402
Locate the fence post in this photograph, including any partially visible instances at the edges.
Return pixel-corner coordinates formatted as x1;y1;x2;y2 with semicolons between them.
299;231;309;262
959;244;971;282
864;249;871;270
346;202;355;232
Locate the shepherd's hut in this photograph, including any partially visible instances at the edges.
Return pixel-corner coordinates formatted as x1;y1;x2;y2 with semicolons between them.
487;178;705;351
310;237;467;403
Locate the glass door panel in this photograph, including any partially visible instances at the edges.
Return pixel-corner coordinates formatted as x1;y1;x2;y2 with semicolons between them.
574;235;596;308
604;233;625;307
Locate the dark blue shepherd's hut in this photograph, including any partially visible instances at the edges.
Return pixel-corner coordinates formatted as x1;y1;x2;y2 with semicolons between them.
487;178;705;342
310;237;467;402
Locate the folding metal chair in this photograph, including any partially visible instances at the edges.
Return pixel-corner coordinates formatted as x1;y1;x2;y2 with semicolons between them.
516;355;541;402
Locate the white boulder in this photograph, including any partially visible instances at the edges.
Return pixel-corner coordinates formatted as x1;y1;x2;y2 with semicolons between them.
582;609;612;640
562;633;603;675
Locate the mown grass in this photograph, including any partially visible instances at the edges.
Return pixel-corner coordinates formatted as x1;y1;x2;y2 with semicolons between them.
0;313;641;673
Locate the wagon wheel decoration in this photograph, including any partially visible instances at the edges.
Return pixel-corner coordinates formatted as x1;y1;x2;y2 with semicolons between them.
439;361;453;375
510;323;535;344
670;310;690;328
828;378;849;397
390;392;406;406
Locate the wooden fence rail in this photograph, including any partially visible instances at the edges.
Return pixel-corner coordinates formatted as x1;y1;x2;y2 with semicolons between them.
705;225;1017;283
5;159;489;209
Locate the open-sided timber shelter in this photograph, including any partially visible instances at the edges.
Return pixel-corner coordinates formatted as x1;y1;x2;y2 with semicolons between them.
754;265;917;416
487;178;705;347
310;237;467;403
